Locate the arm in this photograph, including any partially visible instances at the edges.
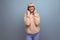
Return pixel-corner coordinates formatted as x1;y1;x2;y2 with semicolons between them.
24;14;31;27
34;13;40;26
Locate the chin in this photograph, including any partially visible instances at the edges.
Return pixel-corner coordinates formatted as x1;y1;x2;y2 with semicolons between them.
30;11;33;13
31;11;34;12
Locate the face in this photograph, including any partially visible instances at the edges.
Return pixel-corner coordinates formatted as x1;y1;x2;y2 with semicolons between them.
28;6;35;13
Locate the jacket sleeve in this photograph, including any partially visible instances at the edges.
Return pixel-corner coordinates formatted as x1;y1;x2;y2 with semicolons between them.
34;13;40;26
24;14;31;26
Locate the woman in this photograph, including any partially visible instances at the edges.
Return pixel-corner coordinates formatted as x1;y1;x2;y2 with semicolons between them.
24;3;40;40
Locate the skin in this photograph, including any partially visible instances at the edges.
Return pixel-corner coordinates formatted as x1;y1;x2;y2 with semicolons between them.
28;6;39;26
28;6;35;14
26;6;35;27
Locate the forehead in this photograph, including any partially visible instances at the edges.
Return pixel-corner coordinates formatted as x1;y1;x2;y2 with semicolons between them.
28;6;35;8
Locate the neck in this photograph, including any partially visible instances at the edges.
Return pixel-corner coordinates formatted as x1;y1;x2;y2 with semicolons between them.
30;12;34;15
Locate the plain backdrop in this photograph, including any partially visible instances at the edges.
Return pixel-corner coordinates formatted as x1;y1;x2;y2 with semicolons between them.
0;0;60;40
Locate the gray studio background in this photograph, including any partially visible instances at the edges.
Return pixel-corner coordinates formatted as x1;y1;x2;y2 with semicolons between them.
0;0;60;40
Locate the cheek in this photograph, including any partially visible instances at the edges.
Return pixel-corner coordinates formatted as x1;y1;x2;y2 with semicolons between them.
29;8;31;10
32;8;34;10
31;7;34;10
